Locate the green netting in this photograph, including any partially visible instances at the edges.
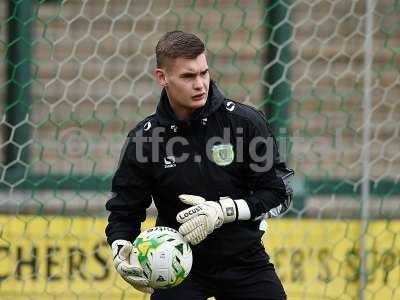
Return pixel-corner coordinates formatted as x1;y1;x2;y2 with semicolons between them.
0;0;399;299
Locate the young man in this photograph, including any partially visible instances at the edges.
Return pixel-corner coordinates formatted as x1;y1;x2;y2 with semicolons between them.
105;31;294;300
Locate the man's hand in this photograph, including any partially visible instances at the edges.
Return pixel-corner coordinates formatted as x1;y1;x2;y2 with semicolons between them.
112;239;154;294
176;194;237;245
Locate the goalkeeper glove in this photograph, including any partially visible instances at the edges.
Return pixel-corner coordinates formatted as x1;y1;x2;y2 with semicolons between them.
176;194;250;245
111;239;154;294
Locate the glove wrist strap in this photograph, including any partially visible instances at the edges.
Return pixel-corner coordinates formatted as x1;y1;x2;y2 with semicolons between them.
234;199;251;220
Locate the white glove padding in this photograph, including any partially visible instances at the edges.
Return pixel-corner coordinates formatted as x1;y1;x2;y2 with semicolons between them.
112;239;154;294
176;194;237;245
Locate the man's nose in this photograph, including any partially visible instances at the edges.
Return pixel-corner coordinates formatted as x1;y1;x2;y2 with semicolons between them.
193;76;203;90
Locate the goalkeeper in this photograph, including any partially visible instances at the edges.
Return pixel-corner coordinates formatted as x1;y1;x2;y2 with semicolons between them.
105;31;294;300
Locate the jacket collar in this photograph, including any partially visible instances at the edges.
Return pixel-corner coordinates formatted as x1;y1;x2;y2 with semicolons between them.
156;80;225;126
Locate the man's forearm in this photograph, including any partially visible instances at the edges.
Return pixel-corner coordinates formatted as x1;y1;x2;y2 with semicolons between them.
106;213;142;245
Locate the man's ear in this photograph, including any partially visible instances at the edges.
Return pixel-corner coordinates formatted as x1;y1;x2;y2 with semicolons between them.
155;68;168;87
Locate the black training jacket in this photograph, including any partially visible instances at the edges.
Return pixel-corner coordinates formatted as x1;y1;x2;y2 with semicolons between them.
105;81;294;266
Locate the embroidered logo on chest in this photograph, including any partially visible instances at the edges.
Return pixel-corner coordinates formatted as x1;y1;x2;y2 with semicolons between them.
211;144;234;166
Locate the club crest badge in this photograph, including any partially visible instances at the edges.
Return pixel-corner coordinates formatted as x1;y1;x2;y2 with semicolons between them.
211;144;234;166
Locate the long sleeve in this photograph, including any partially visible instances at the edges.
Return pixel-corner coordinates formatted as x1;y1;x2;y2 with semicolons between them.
105;130;153;245
243;112;294;220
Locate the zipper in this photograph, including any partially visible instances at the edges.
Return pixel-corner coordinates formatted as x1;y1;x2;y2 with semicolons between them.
186;121;207;187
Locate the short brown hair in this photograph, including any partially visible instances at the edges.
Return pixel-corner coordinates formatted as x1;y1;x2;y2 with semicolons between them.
155;31;205;68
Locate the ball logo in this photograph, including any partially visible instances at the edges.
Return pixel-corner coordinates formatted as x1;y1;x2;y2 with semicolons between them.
157;275;166;282
148;226;178;233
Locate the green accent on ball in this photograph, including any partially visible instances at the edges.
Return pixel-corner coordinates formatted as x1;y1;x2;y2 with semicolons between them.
170;257;187;287
134;234;169;264
175;243;184;255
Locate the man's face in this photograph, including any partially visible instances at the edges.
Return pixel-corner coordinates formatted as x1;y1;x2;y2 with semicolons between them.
155;53;210;118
